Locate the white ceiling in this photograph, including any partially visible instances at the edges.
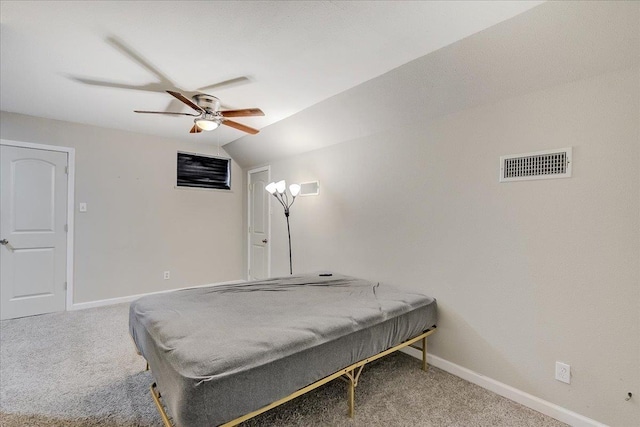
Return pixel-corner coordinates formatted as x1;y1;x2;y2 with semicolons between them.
0;1;543;147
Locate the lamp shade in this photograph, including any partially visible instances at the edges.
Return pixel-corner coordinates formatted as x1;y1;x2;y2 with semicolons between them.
195;119;220;131
289;184;301;197
275;180;286;194
265;182;277;194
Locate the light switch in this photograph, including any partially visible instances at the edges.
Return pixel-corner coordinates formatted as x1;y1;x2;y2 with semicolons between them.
79;202;87;212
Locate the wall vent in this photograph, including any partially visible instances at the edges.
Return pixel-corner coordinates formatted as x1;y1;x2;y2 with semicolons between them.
499;147;572;182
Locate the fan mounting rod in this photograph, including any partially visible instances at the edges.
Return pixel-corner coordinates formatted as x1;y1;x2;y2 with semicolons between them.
193;94;220;112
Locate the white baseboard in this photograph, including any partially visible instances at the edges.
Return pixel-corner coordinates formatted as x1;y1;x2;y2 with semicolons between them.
402;347;606;427
70;279;246;311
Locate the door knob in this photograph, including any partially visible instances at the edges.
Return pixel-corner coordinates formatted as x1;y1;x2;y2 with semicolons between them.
0;239;8;245
262;239;268;243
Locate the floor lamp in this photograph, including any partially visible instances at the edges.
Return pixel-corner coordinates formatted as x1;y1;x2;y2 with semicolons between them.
265;180;301;275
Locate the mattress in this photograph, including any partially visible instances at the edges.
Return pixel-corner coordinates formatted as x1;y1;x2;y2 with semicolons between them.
129;273;437;426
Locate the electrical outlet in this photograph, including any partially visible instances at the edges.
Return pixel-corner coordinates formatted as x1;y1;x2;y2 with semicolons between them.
555;361;570;384
163;271;170;280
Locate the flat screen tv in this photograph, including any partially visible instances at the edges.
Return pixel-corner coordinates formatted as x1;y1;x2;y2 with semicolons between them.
177;151;231;190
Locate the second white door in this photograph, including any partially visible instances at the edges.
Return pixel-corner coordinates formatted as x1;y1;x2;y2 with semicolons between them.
248;169;270;280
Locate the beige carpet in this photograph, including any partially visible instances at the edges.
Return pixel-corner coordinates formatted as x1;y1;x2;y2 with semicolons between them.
0;303;566;427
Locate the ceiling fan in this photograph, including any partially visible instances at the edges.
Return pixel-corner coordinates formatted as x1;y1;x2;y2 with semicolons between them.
135;90;264;134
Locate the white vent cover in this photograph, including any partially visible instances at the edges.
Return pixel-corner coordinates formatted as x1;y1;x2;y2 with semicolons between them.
499;147;572;182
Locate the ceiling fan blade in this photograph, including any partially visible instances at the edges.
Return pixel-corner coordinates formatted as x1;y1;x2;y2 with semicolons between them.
69;76;170;93
189;125;203;134
107;36;175;87
220;108;265;118
196;76;250;93
167;90;204;113
222;120;259;135
134;110;200;116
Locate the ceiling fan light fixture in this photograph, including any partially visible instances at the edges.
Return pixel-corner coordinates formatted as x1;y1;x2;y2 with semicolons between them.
195;118;220;131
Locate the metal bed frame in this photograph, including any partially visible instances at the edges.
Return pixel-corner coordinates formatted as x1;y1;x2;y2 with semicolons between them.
147;327;436;427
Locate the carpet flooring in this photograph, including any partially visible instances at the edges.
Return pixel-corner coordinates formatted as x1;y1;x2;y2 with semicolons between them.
0;303;566;427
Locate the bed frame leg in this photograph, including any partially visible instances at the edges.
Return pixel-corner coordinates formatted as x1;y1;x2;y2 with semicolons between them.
347;372;355;418
151;383;173;427
422;336;428;372
343;365;364;418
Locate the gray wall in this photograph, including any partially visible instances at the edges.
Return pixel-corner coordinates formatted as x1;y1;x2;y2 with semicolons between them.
264;67;639;426
0;112;245;303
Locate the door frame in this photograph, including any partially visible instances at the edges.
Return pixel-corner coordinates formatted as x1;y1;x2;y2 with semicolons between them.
247;165;271;280
0;139;76;311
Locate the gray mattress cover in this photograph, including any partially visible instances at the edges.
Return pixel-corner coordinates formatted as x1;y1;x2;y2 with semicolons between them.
129;273;437;426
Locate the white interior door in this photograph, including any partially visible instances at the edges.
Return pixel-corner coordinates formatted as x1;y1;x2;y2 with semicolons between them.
248;169;270;280
0;145;68;320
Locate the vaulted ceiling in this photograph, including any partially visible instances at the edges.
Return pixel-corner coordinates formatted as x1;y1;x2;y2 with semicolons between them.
1;1;542;151
225;1;639;167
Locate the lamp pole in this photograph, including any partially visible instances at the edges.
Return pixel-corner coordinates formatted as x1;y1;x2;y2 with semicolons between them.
265;180;301;275
284;209;292;275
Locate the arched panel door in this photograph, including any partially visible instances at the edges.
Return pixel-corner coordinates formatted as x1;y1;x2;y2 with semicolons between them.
0;145;68;319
